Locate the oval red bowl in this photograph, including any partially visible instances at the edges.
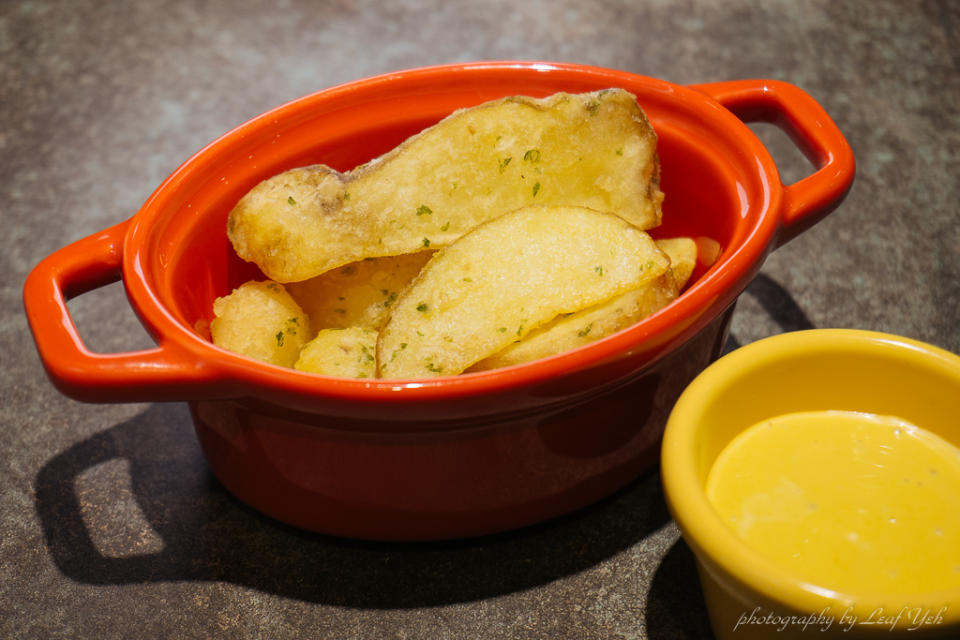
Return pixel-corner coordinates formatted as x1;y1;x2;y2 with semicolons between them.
23;62;854;540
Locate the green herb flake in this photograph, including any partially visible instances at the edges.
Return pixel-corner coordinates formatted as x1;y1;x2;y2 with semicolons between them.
426;362;443;373
586;100;600;116
416;204;433;216
498;327;507;333
463;277;473;283
422;237;431;247
532;182;541;197
416;302;428;313
343;192;351;200
523;149;541;163
578;323;594;338
440;221;450;231
287;196;297;205
275;331;285;347
615;147;623;156
595;265;604;276
383;291;397;307
498;157;512;173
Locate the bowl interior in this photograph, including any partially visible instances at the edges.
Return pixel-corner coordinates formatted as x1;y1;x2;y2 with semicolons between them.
127;64;778;387
684;331;960;484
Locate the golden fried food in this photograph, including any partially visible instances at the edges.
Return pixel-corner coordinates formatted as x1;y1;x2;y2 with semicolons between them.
286;252;434;330
227;89;663;282
294;327;378;378
468;237;696;371
210;281;312;367
656;236;698;289
375;205;669;379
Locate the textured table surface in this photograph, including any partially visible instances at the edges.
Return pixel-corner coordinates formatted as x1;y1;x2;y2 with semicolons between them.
3;1;958;638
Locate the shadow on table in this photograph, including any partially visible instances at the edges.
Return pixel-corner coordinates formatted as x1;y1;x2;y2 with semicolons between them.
33;274;812;613
33;399;673;607
645;538;716;639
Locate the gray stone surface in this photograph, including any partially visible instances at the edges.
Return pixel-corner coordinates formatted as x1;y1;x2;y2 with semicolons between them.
2;0;958;638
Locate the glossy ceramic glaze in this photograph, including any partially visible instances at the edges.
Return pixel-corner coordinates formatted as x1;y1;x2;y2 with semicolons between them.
662;330;960;639
24;62;854;539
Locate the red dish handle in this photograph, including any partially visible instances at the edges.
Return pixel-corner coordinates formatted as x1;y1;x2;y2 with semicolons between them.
691;79;856;247
23;220;216;402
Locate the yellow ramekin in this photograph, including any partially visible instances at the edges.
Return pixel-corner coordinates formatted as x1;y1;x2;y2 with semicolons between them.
661;329;960;639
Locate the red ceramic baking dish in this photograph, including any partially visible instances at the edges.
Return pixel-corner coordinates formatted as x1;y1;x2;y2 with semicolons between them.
23;62;854;540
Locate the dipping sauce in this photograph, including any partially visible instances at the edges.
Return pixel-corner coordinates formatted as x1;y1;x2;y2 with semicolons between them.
706;410;960;594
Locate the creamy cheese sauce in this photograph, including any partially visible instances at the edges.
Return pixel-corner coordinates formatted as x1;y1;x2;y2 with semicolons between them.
706;410;960;594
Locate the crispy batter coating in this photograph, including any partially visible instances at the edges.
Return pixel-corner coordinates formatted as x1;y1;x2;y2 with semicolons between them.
227;89;663;282
375;205;669;379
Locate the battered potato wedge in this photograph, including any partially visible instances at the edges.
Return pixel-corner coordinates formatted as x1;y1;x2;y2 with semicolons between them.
468;237;697;371
294;327;378;378
228;89;663;282
210;281;312;367
376;206;670;379
286;252;434;330
656;236;698;290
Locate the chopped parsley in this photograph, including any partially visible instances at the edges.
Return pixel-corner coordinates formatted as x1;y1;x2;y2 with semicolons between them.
416;302;428;312
287;196;297;205
422;237;431;247
578;323;594;337
532;182;541;197
498;157;512;173
440;221;450;231
416;204;433;216
615;147;623;156
523;149;541;163
275;331;285;347
382;291;397;307
586;100;600;115
595;265;604;276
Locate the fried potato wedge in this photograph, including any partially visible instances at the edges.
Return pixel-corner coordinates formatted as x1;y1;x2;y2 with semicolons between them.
656;236;698;289
468;273;677;372
228;89;663;282
468;237;697;371
294;327;378;378
376;205;669;379
287;251;434;330
210;281;312;367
